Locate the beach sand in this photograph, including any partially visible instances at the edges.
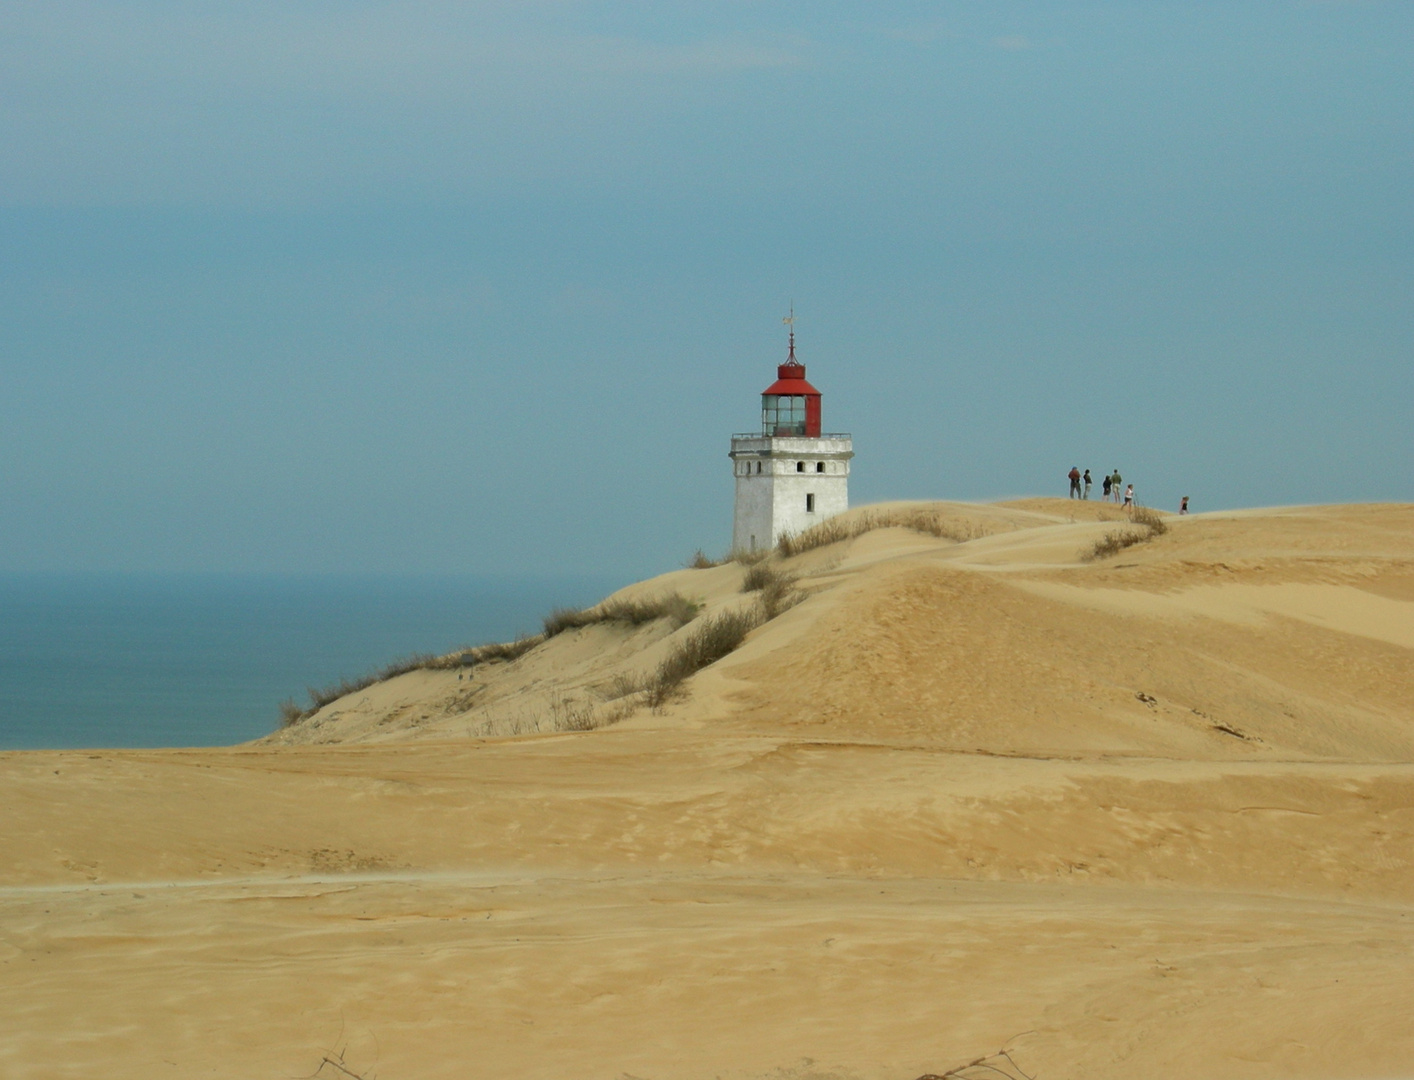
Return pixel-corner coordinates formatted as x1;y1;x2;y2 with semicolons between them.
3;500;1412;1079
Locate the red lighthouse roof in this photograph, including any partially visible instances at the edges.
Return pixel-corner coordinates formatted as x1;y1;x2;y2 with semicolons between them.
762;334;820;396
760;329;823;437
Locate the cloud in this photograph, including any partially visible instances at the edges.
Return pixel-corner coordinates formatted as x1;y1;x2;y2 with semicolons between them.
0;5;802;100
0;3;809;205
882;20;951;46
580;36;805;75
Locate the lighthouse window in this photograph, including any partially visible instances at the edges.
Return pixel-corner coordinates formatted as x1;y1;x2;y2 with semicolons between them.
816;462;825;473
762;394;807;437
796;461;805;473
806;493;815;513
755;461;762;474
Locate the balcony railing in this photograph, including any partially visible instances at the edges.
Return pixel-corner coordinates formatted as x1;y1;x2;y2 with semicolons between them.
731;432;852;441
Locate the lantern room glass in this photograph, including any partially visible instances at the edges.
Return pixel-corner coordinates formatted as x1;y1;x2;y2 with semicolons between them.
762;394;807;436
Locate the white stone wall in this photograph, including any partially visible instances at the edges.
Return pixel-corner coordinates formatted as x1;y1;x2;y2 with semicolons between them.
729;435;853;553
731;471;773;555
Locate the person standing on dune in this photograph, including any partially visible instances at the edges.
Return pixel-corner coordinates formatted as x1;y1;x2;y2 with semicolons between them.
1102;474;1112;500
1110;469;1123;503
1083;469;1092;499
1123;483;1134;511
1068;466;1082;498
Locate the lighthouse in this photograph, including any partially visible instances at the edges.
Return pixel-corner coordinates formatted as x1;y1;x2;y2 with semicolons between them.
729;323;853;553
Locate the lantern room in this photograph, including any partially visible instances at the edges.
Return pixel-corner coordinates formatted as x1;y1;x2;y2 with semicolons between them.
760;334;822;437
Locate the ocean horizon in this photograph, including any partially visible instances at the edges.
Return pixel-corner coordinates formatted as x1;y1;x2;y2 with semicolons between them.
0;571;624;750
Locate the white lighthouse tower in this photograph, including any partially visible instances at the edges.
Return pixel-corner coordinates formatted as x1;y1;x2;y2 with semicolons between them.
729;322;853;554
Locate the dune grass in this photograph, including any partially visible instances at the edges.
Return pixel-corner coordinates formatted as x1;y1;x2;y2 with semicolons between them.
279;652;442;727
740;561;782;592
740;562;799;618
1084;505;1170;561
279;593;701;728
645;560;818;707
279;637;552;727
456;637;543;664
542;593;700;638
645;605;764;707
776;507;987;558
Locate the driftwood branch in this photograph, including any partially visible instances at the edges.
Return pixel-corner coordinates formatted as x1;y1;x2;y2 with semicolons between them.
303;1045;374;1080
317;1055;371;1080
916;1035;1037;1080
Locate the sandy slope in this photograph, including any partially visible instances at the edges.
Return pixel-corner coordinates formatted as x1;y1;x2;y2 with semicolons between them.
3;500;1413;1080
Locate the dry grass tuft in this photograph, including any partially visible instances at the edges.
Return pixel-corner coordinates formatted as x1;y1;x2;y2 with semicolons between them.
1086;530;1145;560
741;561;787;592
1131;505;1169;535
759;574;799;619
548;694;599;732
686;549;723;569
549;693;644;733
278;631;548;728
645;605;764;707
458;636;543;664
278;591;701;730
542;593;700;638
1084;505;1170;561
285;652;441;725
776;515;853;557
603;672;645;700
777;507;989;558
741;562;800;618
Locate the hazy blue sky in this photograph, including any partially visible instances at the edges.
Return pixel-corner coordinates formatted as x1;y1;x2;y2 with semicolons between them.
2;2;1410;578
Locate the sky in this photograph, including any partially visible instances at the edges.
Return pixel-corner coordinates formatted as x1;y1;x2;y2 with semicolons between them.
1;1;1410;579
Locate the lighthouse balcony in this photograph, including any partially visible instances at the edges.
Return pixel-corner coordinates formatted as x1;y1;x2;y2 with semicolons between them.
730;433;852;446
729;433;854;462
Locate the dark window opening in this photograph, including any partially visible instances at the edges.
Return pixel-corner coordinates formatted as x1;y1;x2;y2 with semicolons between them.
796;461;805;473
756;461;762;474
816;461;825;473
806;493;815;513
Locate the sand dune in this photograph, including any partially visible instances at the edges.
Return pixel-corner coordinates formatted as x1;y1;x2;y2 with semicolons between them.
3;500;1412;1079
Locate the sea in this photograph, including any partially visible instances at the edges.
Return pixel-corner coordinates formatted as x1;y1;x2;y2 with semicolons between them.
0;572;622;750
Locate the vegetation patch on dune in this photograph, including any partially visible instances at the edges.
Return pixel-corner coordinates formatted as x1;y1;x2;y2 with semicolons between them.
740;562;799;618
280;653;439;727
542;592;700;638
279;635;545;727
644;562;812;707
455;637;543;664
278;592;701;729
776;507;991;558
646;605;763;706
1084;506;1169;561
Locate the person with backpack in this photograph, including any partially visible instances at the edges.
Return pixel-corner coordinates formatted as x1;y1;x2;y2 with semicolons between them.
1102;474;1112;500
1082;469;1092;499
1068;466;1082;499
